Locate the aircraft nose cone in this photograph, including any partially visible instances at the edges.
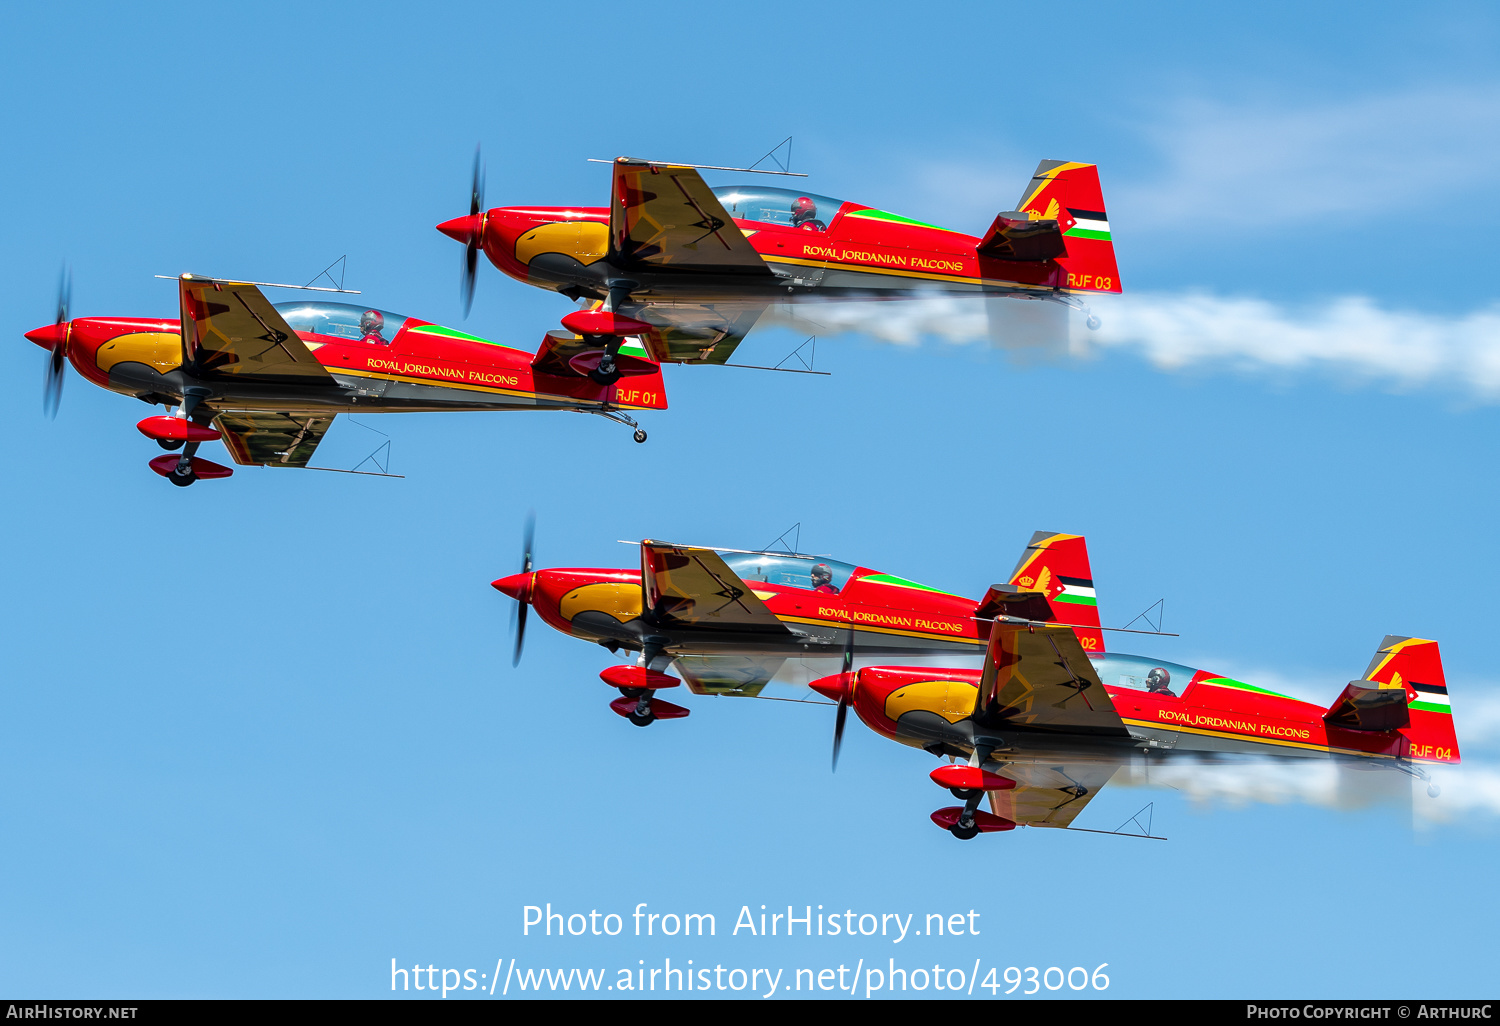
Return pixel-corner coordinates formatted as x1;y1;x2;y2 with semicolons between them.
809;672;852;703
25;323;67;350
491;571;534;603
437;214;483;244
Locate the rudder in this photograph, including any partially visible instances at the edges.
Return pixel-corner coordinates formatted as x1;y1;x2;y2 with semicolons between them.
1006;531;1104;653
1016;161;1121;295
1361;636;1460;763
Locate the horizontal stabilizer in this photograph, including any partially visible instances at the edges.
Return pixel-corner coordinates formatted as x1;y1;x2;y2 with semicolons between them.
1324;682;1411;732
975;583;1055;622
977;212;1068;262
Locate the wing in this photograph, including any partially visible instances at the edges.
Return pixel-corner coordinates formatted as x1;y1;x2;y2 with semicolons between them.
974;624;1129;736
986;759;1121;828
179;276;335;383
609;159;775;275
623;300;769;365
640;541;793;634
215;411;334;468
671;653;790;697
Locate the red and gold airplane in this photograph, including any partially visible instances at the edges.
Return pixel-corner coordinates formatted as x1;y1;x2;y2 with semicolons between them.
807;533;1461;840
439;156;1119;378
25;273;665;485
491;533;1111;726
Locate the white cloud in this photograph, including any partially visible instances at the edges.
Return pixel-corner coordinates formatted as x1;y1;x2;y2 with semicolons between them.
1119;87;1500;228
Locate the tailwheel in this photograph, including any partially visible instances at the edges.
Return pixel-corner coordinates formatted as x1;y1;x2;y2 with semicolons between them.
633;429;647;444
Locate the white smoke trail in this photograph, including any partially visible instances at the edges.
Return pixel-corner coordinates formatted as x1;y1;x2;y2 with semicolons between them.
1115;756;1500;825
767;292;1500;400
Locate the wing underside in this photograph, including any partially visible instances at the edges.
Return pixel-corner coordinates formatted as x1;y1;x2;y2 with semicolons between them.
179;277;335;383
609;160;774;275
215;411;334;467
626;300;768;365
986;760;1121;828
671;653;790;697
640;541;792;633
974;624;1129;736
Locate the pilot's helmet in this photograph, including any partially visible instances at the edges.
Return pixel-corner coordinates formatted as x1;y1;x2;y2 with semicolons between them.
1146;667;1171;689
810;563;833;586
360;309;385;334
791;196;817;221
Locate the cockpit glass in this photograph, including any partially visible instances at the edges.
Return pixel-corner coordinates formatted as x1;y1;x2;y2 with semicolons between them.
711;186;847;232
1096;655;1198;698
720;553;857;595
274;301;411;345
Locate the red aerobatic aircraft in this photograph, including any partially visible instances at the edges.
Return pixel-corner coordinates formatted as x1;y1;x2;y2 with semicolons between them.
440;156;1119;382
492;533;1106;726
806;532;1461;840
26;274;664;486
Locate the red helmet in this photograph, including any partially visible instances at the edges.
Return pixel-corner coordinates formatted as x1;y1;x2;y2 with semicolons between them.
792;196;816;217
359;310;384;333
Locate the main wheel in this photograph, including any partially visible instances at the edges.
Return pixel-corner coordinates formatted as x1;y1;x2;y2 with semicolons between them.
628;711;656;727
949;787;981;801
156;438;184;451
949;822;980;841
633;429;647;444
167;467;197;487
589;368;621;386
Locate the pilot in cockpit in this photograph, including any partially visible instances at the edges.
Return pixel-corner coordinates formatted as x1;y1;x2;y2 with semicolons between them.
810;563;840;594
791;196;824;230
359;309;389;345
1145;667;1176;697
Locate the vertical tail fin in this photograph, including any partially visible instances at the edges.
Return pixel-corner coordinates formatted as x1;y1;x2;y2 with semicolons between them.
1016;161;1121;295
1007;531;1104;654
1362;636;1460;763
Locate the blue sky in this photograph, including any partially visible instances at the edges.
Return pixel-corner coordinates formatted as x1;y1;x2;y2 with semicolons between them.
2;0;1499;1000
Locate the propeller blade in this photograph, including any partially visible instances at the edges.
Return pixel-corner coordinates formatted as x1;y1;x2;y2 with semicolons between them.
461;146;484;317
55;266;71;326
511;511;535;667
832;694;848;771
42;266;71;418
832;627;854;771
513;601;528;667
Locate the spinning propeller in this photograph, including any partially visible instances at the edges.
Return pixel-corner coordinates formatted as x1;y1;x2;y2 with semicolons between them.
41;267;71;418
461;147;484;317
831;628;855;771
509;513;535;667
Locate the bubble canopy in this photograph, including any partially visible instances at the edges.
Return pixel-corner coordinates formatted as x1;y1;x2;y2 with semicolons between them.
274;301;413;344
719;552;857;593
711;186;847;232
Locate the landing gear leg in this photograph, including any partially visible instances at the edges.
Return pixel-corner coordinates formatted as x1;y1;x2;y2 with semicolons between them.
622;638;672;726
950;744;994;840
166;387;212;487
587;280;640;386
